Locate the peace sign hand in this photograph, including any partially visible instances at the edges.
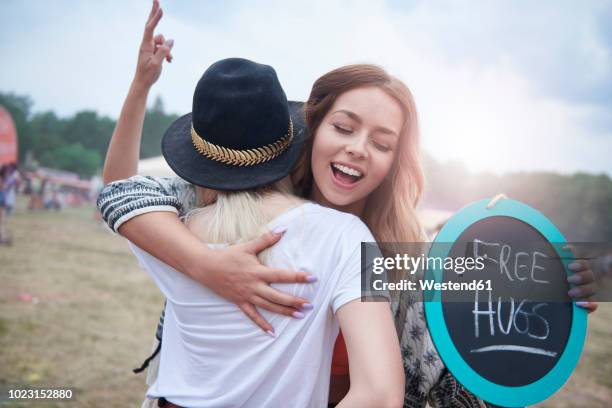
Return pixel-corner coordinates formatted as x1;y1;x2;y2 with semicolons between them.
134;0;174;89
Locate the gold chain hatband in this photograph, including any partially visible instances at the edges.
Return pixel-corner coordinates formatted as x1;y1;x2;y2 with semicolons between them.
191;120;293;166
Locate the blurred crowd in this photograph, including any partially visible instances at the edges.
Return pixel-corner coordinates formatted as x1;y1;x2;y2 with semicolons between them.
0;163;96;246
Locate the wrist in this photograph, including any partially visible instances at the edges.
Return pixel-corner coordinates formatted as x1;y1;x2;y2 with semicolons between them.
183;245;216;285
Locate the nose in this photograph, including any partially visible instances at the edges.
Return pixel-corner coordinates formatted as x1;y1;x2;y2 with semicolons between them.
344;133;368;159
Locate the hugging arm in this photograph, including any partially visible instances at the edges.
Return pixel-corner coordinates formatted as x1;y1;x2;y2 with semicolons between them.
335;300;404;408
96;176;314;333
331;221;404;408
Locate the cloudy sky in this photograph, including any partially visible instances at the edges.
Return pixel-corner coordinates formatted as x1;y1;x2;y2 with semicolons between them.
1;0;611;175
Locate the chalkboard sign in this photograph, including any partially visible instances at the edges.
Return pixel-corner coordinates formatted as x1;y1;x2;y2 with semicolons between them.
424;198;587;407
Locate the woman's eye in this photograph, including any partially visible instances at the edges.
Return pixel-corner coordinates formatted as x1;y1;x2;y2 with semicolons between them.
333;124;353;134
372;140;391;152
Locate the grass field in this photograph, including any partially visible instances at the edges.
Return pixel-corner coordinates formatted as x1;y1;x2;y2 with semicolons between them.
0;201;610;407
0;202;163;407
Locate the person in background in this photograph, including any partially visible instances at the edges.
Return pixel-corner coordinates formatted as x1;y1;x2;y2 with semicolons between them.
0;165;10;245
2;163;20;216
27;175;45;211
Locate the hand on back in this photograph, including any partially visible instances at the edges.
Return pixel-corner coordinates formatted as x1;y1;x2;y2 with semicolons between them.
199;228;318;335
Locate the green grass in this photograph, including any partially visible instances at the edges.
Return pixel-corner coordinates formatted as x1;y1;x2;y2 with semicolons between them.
0;199;610;407
0;201;163;407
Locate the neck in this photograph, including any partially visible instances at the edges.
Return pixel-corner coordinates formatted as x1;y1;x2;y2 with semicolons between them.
310;186;366;218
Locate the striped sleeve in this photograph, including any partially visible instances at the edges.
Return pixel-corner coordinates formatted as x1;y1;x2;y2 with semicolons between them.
96;175;196;232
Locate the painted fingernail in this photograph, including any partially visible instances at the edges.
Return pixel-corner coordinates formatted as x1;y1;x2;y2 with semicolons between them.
266;330;276;338
568;288;581;297
568;262;581;271
575;301;589;307
301;303;314;310
567;274;582;284
168;39;174;47
306;275;318;283
272;226;288;234
292;311;305;319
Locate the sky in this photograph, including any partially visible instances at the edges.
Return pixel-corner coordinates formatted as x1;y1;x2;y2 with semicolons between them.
1;0;611;175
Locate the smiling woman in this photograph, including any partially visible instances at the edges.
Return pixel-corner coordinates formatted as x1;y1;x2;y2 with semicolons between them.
296;65;424;250
310;87;402;215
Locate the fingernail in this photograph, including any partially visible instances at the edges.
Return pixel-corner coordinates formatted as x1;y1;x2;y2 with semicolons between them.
306;275;318;283
568;262;581;271
567;274;582;284
575;301;589;307
266;330;276;338
272;225;288;234
292;311;305;319
167;39;174;48
301;303;314;310
568;288;581;297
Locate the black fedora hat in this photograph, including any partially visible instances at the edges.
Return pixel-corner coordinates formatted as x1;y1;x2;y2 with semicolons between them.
161;58;306;190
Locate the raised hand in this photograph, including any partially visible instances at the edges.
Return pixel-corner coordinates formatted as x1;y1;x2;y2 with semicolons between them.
102;1;174;183
134;0;174;89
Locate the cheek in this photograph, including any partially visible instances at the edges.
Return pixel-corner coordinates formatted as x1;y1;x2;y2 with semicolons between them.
312;128;337;156
310;137;324;171
367;153;394;185
311;129;336;169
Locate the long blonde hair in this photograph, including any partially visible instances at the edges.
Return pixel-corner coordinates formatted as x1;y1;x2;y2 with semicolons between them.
294;64;425;244
186;177;295;246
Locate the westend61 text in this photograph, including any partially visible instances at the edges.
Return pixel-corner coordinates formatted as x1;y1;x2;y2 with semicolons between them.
372;279;493;292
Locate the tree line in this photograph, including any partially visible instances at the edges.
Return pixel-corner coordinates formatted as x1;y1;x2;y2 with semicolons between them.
422;156;612;242
0;92;178;178
1;91;610;241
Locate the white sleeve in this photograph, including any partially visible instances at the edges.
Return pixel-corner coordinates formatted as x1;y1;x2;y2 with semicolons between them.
330;218;385;313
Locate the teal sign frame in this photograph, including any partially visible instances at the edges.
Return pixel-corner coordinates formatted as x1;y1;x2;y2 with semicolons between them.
424;198;587;407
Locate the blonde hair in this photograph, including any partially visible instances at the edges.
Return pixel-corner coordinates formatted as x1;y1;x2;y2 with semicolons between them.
295;64;425;244
185;177;294;247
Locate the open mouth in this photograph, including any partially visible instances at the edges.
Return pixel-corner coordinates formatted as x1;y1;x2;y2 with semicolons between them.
330;163;364;186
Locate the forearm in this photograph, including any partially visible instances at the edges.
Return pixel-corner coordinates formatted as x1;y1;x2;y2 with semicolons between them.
119;211;212;281
334;389;369;408
335;389;379;408
336;387;402;408
102;80;150;184
336;301;404;408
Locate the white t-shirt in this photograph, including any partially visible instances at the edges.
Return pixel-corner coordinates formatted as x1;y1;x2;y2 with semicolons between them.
129;202;378;408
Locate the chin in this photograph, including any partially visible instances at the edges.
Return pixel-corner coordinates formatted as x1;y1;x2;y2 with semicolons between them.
324;190;361;208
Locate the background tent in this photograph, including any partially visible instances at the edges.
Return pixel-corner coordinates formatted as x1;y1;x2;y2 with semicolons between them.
0;105;18;165
137;156;176;177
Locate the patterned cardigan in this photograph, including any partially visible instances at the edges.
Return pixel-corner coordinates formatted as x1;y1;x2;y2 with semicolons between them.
96;175;490;408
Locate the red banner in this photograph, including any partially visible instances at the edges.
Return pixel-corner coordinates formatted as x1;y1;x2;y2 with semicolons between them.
0;106;18;165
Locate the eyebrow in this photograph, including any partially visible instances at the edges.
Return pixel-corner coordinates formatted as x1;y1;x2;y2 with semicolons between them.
333;109;399;137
